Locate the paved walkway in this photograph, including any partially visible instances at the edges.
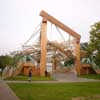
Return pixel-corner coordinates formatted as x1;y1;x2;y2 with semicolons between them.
0;80;20;100
52;72;100;83
5;78;100;83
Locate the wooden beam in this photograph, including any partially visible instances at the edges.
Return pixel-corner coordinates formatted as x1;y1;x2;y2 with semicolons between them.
40;18;47;76
40;10;81;39
74;39;81;75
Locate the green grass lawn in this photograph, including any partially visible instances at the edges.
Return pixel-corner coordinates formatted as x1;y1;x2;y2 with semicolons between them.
8;82;100;100
5;75;53;81
80;74;100;80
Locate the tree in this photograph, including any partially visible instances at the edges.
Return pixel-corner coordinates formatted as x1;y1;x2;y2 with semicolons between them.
64;51;75;67
13;55;23;65
89;21;100;65
80;42;88;51
0;55;13;70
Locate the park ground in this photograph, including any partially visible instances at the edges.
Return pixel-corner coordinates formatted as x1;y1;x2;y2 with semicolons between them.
8;82;100;100
4;74;100;100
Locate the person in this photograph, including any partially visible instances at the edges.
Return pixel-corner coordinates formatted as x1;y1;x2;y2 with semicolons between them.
28;69;32;82
45;70;48;77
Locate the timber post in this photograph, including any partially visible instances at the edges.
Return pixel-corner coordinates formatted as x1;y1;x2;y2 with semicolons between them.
40;18;47;76
75;39;81;75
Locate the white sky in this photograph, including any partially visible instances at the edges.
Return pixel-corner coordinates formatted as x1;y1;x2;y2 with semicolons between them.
0;0;100;55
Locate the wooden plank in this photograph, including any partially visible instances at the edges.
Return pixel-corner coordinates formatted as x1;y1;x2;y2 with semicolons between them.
40;10;81;39
40;18;47;76
74;39;81;75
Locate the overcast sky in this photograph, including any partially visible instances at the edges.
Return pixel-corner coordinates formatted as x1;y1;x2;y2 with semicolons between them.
0;0;100;55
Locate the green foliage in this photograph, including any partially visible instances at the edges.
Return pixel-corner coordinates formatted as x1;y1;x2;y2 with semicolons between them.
0;54;33;70
95;53;100;65
89;21;100;66
26;55;31;61
80;74;100;80
64;56;75;67
81;22;100;68
5;75;53;81
13;55;24;66
80;42;88;51
0;55;13;69
90;22;100;50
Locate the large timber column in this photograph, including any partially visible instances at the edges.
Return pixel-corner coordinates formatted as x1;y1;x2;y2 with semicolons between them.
75;39;81;75
40;18;47;76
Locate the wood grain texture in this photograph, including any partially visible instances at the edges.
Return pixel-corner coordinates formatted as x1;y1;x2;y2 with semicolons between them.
40;18;47;76
74;39;81;75
40;10;81;39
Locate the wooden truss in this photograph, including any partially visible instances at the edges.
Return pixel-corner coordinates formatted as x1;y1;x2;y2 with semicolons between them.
39;10;81;76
